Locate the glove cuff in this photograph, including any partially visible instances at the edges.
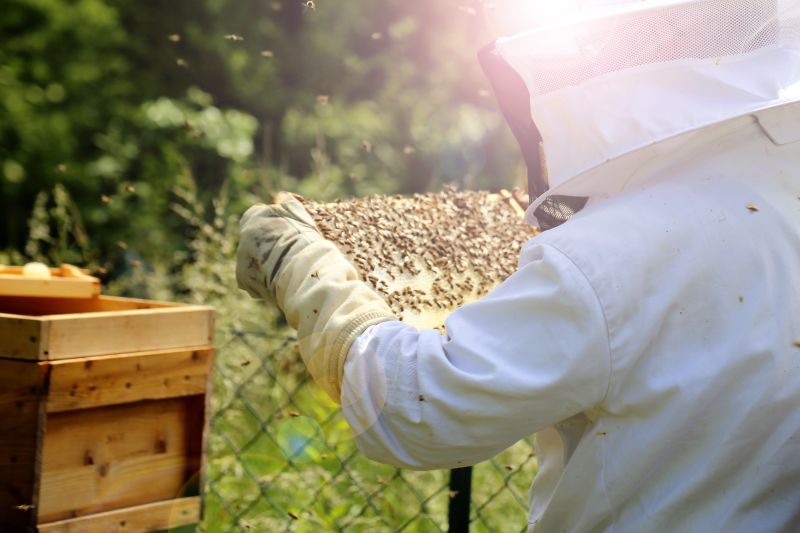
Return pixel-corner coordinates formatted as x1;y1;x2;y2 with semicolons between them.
329;311;395;399
276;239;396;403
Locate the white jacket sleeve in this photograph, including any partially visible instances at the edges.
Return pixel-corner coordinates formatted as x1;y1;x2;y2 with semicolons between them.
340;242;612;470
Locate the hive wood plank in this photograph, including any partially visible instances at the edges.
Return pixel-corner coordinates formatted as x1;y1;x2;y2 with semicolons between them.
0;296;213;361
43;306;214;360
0;295;175;317
37;396;205;523
45;347;214;413
0;315;48;359
37;496;200;533
0;265;100;299
0;359;50;531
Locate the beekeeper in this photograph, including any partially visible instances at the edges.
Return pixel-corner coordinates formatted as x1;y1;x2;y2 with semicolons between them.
236;0;800;530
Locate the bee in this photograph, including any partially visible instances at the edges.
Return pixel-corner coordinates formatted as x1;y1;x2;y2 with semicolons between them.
302;0;316;11
224;34;244;41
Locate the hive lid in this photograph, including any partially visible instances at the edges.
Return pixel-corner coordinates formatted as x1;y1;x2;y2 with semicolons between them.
0;264;101;299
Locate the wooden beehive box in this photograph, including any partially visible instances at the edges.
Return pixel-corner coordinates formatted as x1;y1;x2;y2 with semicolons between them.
0;292;215;533
0;264;100;299
305;188;536;330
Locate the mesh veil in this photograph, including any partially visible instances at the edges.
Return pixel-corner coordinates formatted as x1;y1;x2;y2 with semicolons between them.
489;0;800;229
498;0;800;98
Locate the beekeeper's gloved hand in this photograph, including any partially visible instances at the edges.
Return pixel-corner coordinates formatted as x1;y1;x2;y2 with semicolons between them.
236;193;395;402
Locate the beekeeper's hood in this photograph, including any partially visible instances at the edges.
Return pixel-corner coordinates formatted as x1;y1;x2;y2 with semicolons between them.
480;0;800;228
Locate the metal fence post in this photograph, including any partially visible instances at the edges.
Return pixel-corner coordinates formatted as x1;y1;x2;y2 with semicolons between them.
448;466;472;532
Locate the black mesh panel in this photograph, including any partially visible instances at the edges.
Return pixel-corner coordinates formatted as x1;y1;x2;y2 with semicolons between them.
533;195;589;231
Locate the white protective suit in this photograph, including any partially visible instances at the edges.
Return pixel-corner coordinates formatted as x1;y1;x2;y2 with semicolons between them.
340;1;800;531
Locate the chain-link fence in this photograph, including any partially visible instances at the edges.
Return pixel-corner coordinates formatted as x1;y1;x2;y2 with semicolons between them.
203;330;537;532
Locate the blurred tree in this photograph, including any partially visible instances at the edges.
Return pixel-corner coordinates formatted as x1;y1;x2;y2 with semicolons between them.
0;0;524;270
0;0;132;248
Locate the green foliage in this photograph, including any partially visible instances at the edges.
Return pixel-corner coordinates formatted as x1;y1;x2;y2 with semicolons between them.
2;1;535;530
1;0;524;266
24;183;91;265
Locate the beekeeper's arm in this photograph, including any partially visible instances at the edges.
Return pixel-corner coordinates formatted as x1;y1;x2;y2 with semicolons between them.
236;198;610;469
235;195;394;400
341;243;610;469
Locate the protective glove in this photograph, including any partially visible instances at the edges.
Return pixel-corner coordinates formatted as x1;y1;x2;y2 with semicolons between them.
236;194;396;402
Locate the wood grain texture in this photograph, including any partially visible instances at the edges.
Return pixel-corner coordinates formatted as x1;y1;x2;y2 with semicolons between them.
0;358;49;531
0;315;48;360
46;347;213;413
37;496;199;533
38;396;205;523
0;277;99;300
44;307;213;361
0;265;100;300
197;362;215;523
0;296;213;361
0;295;174;317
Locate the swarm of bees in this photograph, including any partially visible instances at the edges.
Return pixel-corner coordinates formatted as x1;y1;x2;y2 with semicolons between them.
305;187;536;330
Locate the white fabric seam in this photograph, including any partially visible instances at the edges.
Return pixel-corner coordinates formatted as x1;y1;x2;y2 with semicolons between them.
537;242;614;406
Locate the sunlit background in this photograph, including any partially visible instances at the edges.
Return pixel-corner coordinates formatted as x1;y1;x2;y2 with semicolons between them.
0;2;547;530
0;0;535;275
